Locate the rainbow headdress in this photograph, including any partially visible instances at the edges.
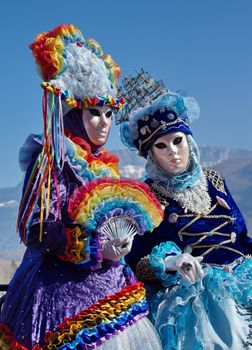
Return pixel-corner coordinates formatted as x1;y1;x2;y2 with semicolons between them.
68;177;164;240
17;24;124;242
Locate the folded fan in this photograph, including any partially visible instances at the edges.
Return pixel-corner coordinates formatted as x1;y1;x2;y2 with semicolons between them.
68;178;163;240
99;215;139;240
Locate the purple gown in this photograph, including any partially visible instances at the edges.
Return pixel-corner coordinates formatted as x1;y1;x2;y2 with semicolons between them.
0;137;161;350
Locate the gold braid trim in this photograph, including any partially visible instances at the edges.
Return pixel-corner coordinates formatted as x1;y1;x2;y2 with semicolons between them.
181;220;231;240
193;240;245;257
203;168;227;195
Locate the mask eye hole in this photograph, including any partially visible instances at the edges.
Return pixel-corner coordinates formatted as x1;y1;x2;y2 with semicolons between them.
154;142;166;149
105;110;113;118
173;137;182;145
88;108;100;116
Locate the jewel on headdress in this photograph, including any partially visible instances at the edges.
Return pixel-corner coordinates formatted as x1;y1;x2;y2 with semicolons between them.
140;126;151;135
151;119;159;128
167;113;175;120
140;127;147;135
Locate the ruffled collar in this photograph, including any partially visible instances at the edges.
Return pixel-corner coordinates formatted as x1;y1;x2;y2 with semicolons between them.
65;129;119;165
149;171;212;215
64;132;120;185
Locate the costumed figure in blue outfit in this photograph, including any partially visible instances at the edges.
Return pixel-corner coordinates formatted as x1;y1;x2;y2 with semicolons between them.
117;70;252;350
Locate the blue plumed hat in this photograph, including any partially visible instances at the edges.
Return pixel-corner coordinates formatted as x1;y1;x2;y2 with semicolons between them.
117;71;200;158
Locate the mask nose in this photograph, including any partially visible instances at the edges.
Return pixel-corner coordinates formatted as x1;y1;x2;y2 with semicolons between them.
99;113;108;127
167;143;176;156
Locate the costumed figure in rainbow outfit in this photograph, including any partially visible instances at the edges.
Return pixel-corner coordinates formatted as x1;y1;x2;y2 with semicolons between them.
0;27;163;350
117;70;252;350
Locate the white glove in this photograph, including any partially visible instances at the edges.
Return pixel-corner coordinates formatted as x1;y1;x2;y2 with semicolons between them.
164;253;204;283
101;237;133;261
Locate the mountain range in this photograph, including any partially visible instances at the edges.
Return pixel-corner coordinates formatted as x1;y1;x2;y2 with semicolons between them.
0;145;251;265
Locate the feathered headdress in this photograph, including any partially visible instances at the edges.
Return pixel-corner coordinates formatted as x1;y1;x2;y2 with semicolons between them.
17;24;124;242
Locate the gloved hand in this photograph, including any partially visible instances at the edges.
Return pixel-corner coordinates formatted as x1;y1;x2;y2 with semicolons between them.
101;237;133;261
164;253;204;283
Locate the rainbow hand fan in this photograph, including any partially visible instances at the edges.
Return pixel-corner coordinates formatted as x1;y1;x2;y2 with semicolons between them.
68;178;163;240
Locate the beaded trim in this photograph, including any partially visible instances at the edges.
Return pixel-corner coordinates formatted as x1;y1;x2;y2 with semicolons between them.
150;171;211;215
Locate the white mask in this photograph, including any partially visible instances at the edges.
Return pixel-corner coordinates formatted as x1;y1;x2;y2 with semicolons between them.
82;106;113;146
151;132;189;174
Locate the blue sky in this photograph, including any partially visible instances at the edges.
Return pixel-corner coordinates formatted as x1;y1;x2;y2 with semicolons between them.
0;0;252;188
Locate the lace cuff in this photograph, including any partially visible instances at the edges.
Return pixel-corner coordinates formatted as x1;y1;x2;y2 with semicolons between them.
149;241;182;286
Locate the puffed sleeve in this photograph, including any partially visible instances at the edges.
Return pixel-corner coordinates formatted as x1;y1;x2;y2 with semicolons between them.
18;153;102;270
223;180;252;254
18;151;72;254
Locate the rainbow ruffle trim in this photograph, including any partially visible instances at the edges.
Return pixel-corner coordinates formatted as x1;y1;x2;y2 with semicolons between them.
58;226;102;269
42;82;124;111
0;282;147;349
17;134;120;244
0;323;28;350
68;177;164;236
65;136;120;182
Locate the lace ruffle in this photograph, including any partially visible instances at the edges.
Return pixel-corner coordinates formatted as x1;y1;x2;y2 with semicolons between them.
151;256;252;349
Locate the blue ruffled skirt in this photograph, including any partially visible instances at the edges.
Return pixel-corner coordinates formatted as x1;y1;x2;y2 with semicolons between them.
148;258;252;350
